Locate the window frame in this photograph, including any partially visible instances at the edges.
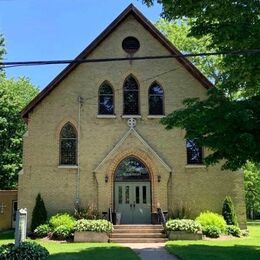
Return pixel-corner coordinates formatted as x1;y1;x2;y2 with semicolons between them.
148;82;165;116
123;75;140;116
59;122;78;166
186;139;204;165
98;82;115;115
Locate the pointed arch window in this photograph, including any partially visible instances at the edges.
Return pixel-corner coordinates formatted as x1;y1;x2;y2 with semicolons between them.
99;83;114;115
123;76;139;115
149;82;164;115
60;123;77;165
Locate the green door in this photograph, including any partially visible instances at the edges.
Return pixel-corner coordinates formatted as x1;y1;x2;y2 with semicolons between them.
115;182;151;224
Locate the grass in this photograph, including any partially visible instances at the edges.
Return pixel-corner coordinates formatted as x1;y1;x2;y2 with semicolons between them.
0;231;139;260
166;221;260;260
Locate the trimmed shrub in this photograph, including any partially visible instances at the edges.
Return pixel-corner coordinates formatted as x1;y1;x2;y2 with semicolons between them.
0;242;49;259
49;213;76;229
195;211;226;233
74;219;113;233
31;193;47;231
165;219;202;234
226;225;241;237
203;226;221;238
222;196;238;226
53;225;72;240
34;224;52;238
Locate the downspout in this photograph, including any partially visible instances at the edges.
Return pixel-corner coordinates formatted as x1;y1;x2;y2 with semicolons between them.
76;96;84;209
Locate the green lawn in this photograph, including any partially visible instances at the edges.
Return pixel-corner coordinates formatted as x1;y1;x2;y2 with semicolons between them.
166;221;260;260
0;232;139;260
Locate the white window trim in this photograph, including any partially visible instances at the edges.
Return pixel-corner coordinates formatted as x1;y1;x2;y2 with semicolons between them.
185;164;206;169
147;115;165;119
97;115;116;118
122;115;141;118
58;165;78;169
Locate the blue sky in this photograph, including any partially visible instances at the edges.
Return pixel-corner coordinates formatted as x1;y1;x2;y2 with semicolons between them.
0;0;162;89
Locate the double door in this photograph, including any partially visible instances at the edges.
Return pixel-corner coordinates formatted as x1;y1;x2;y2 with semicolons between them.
114;182;151;224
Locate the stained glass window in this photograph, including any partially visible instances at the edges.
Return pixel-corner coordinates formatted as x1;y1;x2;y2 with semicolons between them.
149;83;164;115
99;83;114;115
60;123;77;165
123;76;139;115
115;157;150;181
186;139;203;164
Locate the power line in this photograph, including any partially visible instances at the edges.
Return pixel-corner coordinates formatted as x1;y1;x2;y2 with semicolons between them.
1;48;259;69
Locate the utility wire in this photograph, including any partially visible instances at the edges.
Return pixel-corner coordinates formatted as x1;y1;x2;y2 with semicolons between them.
1;48;259;69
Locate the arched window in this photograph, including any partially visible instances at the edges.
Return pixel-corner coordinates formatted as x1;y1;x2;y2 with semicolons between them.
123;75;139;115
60;123;77;165
99;83;114;115
149;82;164;115
186;139;203;164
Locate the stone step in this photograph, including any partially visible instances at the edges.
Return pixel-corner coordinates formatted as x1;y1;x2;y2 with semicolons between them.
113;225;163;229
110;233;166;238
113;230;164;233
109;237;168;243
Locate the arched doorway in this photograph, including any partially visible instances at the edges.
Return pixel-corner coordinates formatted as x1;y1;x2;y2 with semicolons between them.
114;156;151;224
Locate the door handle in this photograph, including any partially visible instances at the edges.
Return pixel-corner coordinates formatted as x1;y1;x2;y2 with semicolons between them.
133;202;135;208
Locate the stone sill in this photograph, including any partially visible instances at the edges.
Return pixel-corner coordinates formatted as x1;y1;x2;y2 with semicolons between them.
185;165;206;169
97;115;116;118
122;115;142;118
58;165;78;169
147;115;165;119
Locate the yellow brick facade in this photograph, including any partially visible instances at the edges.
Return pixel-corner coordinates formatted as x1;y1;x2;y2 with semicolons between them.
18;12;246;228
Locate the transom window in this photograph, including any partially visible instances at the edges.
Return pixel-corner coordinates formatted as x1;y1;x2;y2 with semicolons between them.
60;123;77;165
99;83;114;115
115;157;150;182
186;139;203;164
123;75;139;115
149;82;164;115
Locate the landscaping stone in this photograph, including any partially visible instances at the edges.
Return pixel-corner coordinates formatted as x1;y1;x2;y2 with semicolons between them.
168;231;203;240
74;231;109;242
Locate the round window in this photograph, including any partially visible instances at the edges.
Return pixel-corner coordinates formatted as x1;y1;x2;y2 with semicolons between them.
122;37;140;54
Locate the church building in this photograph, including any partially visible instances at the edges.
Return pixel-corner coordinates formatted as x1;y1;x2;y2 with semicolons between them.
18;4;246;228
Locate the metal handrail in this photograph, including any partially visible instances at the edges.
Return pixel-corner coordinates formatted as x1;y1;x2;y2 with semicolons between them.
157;208;166;225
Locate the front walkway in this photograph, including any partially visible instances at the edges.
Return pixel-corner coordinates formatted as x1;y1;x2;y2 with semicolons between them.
123;243;179;260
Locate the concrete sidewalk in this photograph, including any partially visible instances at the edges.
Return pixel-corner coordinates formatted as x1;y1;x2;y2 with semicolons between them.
123;243;179;260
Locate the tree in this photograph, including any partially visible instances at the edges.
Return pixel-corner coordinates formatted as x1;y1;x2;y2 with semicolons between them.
0;77;38;189
0;34;6;76
222;196;238;226
244;162;260;219
155;19;223;84
143;0;260;170
31;194;47;231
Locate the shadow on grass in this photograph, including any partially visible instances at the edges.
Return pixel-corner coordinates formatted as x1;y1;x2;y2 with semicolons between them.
0;230;14;240
166;244;260;260
48;245;139;260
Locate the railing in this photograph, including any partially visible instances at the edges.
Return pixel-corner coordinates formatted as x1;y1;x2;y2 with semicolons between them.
157;208;167;226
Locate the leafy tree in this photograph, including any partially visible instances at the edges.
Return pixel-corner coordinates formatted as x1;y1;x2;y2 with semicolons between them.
0;77;38;189
144;0;260;170
222;196;238;226
31;194;47;231
155;19;223;84
0;34;6;76
244;162;260;219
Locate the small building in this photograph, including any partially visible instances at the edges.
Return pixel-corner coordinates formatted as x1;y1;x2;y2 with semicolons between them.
0;190;17;231
18;4;246;228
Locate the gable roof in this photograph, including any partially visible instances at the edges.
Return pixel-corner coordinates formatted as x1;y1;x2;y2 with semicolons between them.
21;4;213;120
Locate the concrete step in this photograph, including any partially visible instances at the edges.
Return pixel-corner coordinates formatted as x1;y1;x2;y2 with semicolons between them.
109;237;168;243
113;224;162;229
110;233;166;238
112;228;164;233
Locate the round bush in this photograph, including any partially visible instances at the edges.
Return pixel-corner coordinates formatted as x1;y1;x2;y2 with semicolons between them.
203;225;221;238
74;219;113;233
165;219;202;234
49;213;76;229
0;242;49;259
195;211;227;233
34;224;52;238
53;225;72;240
226;225;241;237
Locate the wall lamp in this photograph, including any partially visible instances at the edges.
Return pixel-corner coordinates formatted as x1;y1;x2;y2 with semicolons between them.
157;175;161;183
105;175;109;183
